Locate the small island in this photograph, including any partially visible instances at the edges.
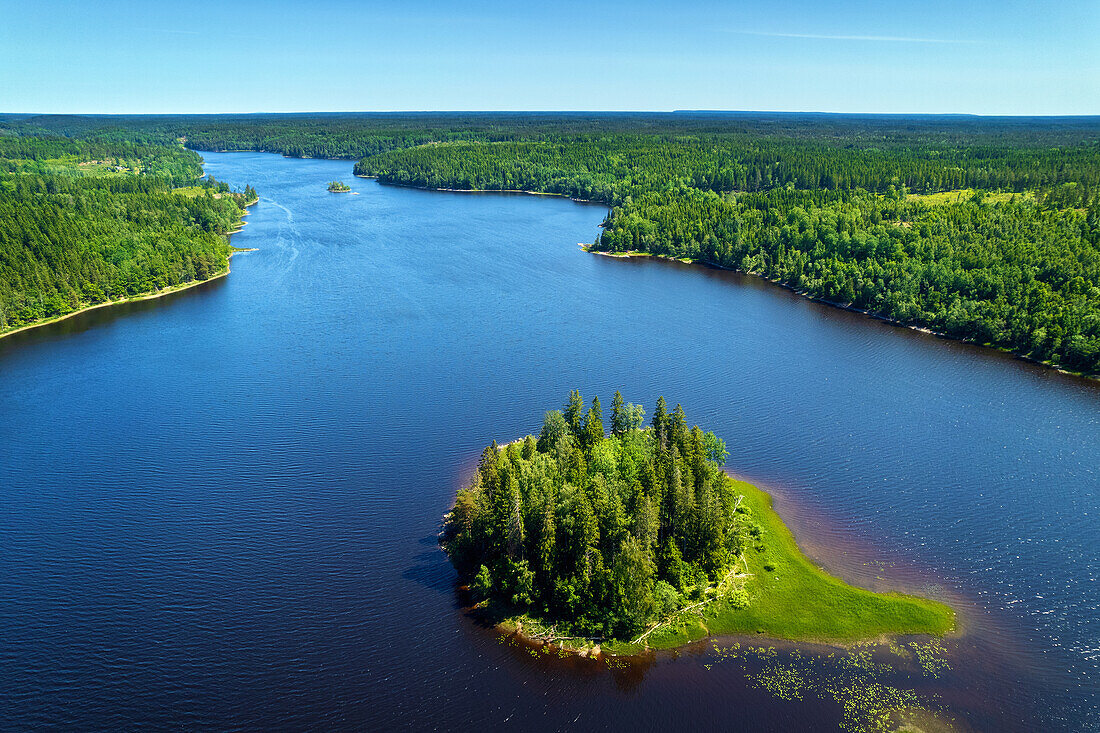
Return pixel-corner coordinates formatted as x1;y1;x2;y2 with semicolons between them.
442;391;954;654
327;180;351;192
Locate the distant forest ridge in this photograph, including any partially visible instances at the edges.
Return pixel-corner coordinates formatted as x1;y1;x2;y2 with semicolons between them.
1;112;1097;373
3;111;1100;159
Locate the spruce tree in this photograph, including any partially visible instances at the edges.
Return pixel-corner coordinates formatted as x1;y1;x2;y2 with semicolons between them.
584;395;604;447
564;389;584;436
611;390;627;435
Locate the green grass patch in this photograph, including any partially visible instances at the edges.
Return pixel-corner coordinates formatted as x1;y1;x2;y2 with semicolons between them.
495;476;953;651
693;479;955;645
599;639;648;656
905;188;1031;206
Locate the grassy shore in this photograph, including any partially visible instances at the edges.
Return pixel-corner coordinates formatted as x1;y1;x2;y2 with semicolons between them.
642;477;954;650
497;475;954;656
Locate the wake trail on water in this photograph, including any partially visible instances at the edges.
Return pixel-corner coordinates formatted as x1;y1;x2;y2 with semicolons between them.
258;198;302;284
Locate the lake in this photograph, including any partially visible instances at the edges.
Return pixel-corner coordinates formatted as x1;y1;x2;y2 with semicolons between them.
1;151;1097;731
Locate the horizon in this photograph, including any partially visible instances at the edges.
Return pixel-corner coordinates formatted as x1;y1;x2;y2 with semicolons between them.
5;110;1100;120
3;0;1097;116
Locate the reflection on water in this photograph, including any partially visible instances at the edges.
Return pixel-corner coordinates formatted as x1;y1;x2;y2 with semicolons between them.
0;151;1097;731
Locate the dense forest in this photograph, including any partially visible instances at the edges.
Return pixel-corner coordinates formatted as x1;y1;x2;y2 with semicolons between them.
442;391;744;638
2;112;1098;372
0;137;256;333
5;111;1097;158
597;186;1100;372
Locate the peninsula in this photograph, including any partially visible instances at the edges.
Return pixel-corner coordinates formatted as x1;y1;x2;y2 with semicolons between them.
442;391;955;654
0;137;257;339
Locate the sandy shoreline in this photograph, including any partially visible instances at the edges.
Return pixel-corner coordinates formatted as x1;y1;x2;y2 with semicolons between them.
0;249;257;341
0;198;259;342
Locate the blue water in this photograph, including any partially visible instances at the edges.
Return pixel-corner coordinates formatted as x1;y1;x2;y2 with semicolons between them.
1;151;1097;731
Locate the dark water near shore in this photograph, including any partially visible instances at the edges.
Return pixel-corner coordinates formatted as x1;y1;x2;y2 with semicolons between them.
1;151;1097;731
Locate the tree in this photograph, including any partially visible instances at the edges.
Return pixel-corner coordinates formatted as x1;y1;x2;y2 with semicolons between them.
652;396;668;449
509;560;535;608
537;410;568;452
472;564;492;601
503;474;525;559
583;395;604;447
633;492;658;550
669;404;688;450
611;390;627;435
564;389;585;435
611;537;656;635
535;502;556;584
703;431;729;465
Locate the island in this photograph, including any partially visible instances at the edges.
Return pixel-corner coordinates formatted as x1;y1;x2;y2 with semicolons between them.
327;180;351;192
442;391;955;654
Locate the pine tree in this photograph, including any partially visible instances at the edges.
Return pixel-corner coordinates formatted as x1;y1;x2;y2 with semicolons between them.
669;404;688;452
535;502;556;583
633;492;658;550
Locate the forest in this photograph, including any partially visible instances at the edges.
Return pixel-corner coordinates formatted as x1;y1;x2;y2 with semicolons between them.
2;112;1098;372
441;392;954;645
0;137;256;333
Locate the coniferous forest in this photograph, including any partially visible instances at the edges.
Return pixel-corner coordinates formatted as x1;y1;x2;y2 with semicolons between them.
1;112;1098;373
442;391;746;638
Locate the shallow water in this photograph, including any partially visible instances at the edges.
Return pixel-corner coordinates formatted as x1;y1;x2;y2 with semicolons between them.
1;151;1097;731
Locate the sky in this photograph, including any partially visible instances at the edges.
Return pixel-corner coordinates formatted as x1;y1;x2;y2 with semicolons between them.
1;0;1097;115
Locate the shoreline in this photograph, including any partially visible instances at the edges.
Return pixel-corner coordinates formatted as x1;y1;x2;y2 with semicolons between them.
586;246;1100;382
456;441;956;658
0;248;257;342
0;197;259;342
202;148;1092;382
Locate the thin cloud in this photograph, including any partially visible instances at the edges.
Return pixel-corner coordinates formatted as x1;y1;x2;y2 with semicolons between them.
732;30;980;44
136;27;260;41
137;27;202;36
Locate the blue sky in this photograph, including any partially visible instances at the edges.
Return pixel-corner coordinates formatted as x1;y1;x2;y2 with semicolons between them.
2;0;1096;114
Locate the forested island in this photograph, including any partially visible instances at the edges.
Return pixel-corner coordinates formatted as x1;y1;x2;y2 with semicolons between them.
442;391;954;652
1;112;1097;374
0;137;257;336
327;180;351;192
